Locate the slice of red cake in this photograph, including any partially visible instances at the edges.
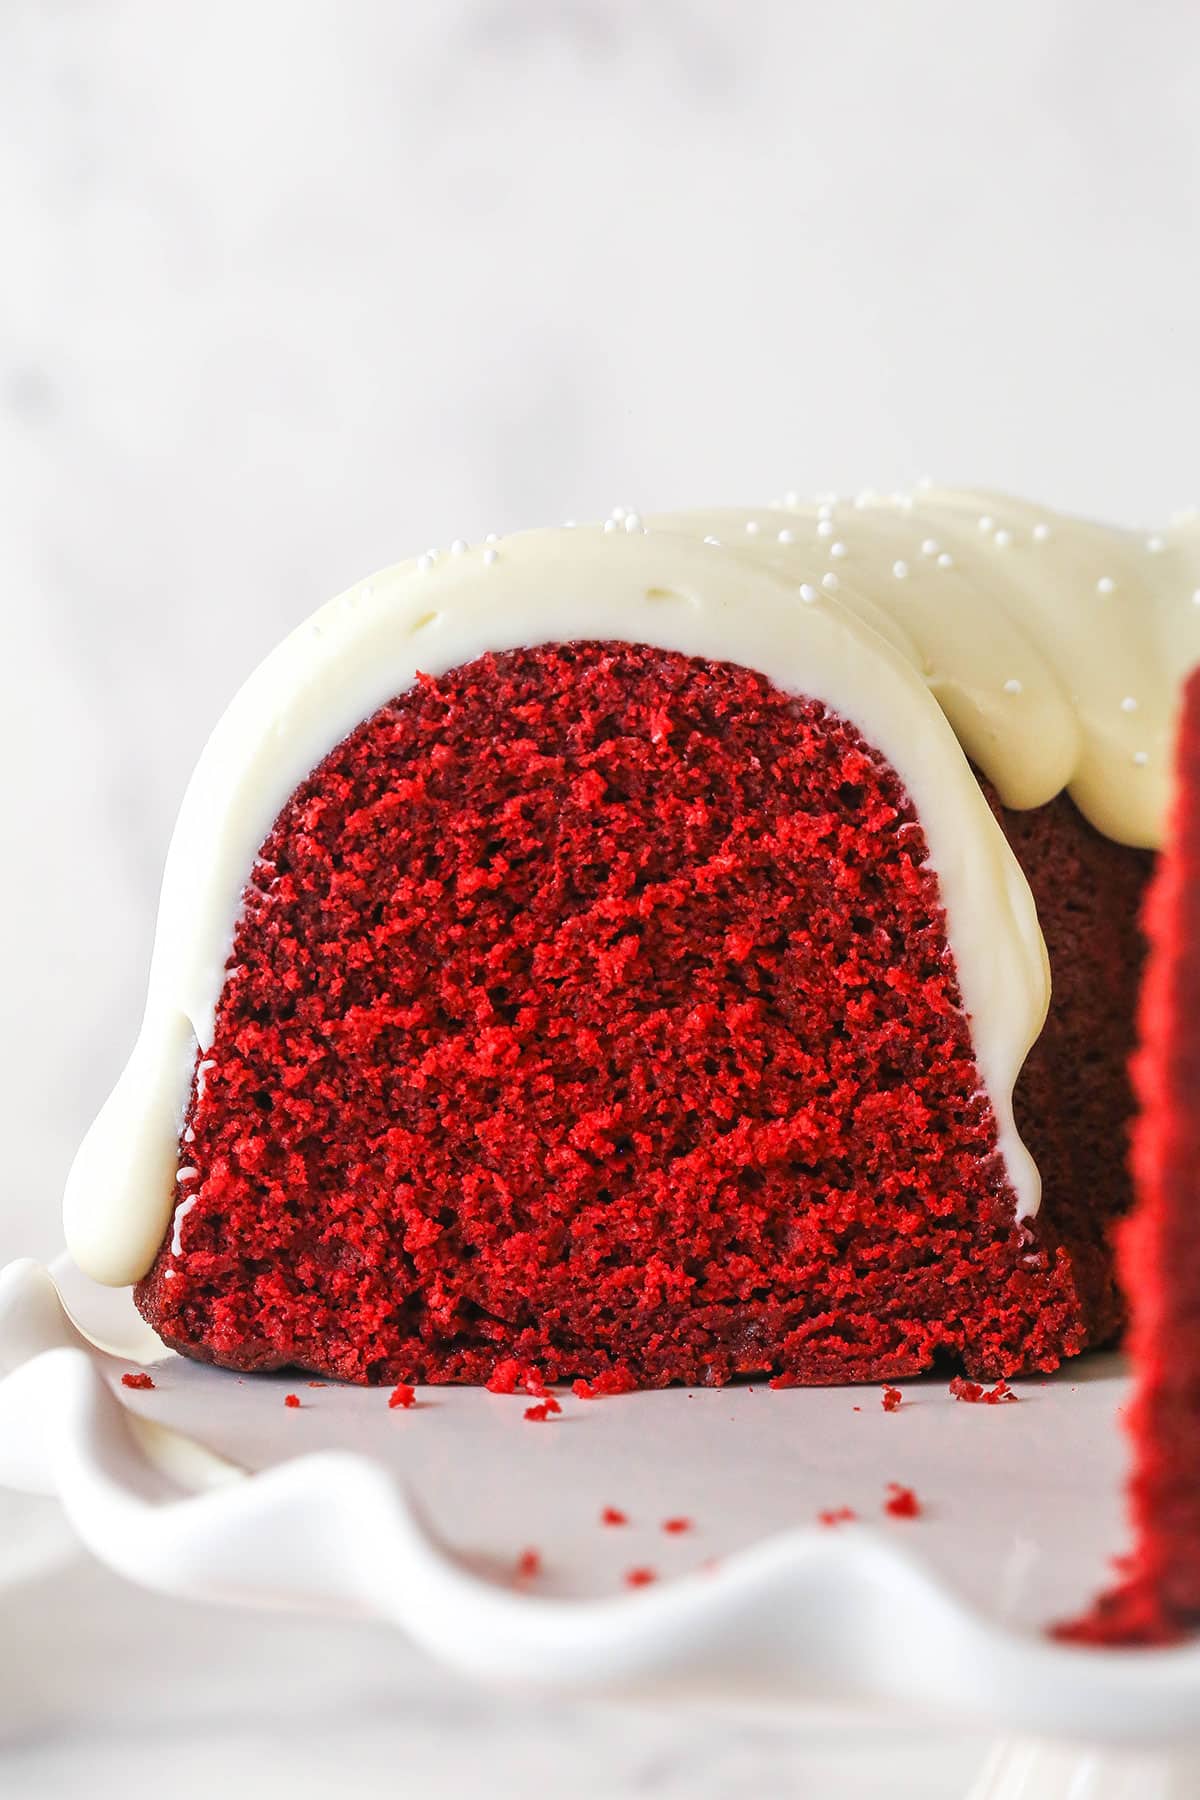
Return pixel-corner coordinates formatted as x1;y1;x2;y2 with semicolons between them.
63;496;1190;1388
1109;666;1200;1633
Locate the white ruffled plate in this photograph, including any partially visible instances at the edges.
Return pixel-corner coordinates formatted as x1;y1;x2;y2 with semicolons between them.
6;1251;1200;1776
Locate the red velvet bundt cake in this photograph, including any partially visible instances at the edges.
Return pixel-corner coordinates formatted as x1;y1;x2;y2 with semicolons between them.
1105;666;1200;1635
63;490;1200;1388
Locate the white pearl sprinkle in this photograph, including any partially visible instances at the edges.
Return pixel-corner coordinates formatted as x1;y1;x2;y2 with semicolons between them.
744;519;760;536
416;554;433;572
1003;679;1023;696
777;528;795;545
703;535;722;547
817;519;834;537
1121;696;1138;712
611;506;627;521
821;572;840;592
482;546;498;565
624;513;643;533
830;541;848;559
1133;751;1149;767
450;539;468;556
1097;576;1116;595
892;560;909;580
921;539;939;556
603;519;618;534
1146;534;1165;554
817;502;834;521
784;490;799;508
425;548;438;563
176;1166;199;1183
937;552;954;569
993;529;1012;549
978;515;995;533
1032;522;1051;543
799;583;818;604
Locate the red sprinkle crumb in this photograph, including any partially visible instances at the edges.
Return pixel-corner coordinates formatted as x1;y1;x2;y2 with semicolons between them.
662;1517;693;1534
572;1367;638;1399
852;1405;861;1412
121;1372;155;1391
284;1393;301;1409
949;1375;1019;1405
388;1383;416;1409
884;1482;922;1519
524;1397;563;1423
818;1507;858;1527
516;1548;541;1581
307;1380;327;1389
601;1506;629;1527
487;1358;541;1395
625;1567;657;1588
881;1386;903;1412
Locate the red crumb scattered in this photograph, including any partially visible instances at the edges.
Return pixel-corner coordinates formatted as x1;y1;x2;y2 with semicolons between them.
662;1517;693;1535
487;1361;554;1397
571;1366;638;1399
601;1506;629;1527
884;1482;922;1518
515;1548;541;1581
120;1372;155;1391
818;1507;858;1527
625;1567;657;1588
524;1397;563;1422
284;1392;301;1408
307;1380;327;1389
949;1375;1019;1405
388;1383;416;1409
881;1386;903;1412
852;1405;861;1412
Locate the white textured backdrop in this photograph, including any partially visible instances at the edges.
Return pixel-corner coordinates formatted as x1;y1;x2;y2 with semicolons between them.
7;1;1200;1270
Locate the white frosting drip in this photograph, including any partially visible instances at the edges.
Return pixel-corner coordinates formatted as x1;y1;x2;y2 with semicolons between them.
63;494;1200;1288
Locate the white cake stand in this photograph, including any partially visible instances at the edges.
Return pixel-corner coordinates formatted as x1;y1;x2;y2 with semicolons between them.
3;1254;1200;1798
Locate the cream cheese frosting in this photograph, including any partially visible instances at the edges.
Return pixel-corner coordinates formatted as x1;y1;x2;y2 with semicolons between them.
64;493;1200;1288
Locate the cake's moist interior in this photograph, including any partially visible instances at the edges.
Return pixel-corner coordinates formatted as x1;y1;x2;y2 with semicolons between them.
136;641;1124;1385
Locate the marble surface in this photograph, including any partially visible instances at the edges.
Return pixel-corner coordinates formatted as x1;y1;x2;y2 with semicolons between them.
3;0;1200;1790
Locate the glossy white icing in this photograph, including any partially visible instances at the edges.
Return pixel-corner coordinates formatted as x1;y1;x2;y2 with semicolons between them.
63;494;1200;1287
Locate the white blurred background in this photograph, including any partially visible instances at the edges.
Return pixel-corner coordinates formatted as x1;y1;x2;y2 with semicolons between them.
2;5;1199;1791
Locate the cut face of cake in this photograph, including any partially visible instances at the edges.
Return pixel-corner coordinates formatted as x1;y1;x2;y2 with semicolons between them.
63;492;1200;1386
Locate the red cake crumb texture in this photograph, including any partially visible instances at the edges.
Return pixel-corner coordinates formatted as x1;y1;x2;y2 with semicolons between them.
515;1548;541;1581
625;1568;656;1588
1061;670;1200;1645
819;1507;857;1527
135;642;1148;1388
524;1397;561;1422
120;1372;155;1391
572;1367;637;1399
662;1516;692;1534
881;1385;902;1412
388;1382;416;1409
949;1375;1018;1405
884;1482;922;1519
601;1506;628;1527
284;1392;300;1408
